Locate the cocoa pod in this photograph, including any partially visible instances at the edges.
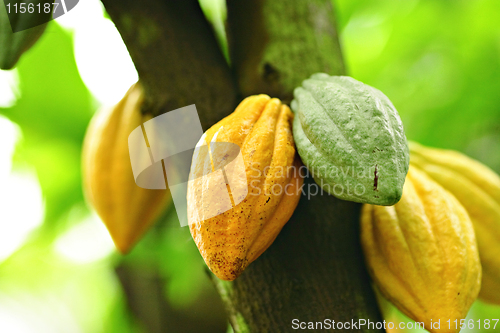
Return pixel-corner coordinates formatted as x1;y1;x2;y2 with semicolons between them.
291;73;409;206
188;95;304;281
361;165;481;333
82;83;171;253
410;141;500;304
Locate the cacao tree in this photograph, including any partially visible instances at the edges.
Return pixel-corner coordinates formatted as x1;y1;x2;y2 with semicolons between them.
2;0;500;332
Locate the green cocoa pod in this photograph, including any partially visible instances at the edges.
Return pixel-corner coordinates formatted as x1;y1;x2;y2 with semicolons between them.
291;73;409;205
0;0;52;69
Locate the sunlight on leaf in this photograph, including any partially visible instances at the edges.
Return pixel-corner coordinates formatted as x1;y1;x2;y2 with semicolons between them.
56;0;138;106
54;208;115;264
0;115;18;177
0;117;44;262
199;0;229;63
0;292;82;333
0;69;20;108
342;13;391;64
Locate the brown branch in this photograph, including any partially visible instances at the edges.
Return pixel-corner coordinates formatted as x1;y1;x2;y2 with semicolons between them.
101;0;239;130
226;0;346;104
116;261;228;333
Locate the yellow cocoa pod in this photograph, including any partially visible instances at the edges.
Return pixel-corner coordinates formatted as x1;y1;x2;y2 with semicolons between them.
361;166;481;333
83;83;171;254
410;141;500;304
188;95;304;281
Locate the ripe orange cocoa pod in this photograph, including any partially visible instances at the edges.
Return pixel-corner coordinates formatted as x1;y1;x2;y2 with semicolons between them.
82;83;171;253
188;95;304;281
361;166;481;333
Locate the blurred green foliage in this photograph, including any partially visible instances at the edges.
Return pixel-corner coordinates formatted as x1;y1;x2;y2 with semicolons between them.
0;0;499;332
3;23;92;236
336;0;500;172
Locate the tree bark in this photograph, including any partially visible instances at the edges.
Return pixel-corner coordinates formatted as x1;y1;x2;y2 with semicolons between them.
101;0;384;332
226;0;345;103
101;0;239;130
115;261;228;333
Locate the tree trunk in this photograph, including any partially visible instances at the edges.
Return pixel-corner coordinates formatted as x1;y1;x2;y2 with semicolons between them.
100;0;384;331
101;0;239;129
226;0;345;103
